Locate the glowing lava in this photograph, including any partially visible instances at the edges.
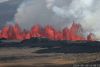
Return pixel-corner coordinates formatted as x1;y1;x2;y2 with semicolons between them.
0;22;94;41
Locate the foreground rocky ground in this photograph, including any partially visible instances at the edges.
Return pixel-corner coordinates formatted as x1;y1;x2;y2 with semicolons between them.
0;47;100;67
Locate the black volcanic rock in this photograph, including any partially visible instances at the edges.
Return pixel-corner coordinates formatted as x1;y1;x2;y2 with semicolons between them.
0;38;7;40
0;37;100;53
21;38;100;53
21;37;50;44
0;38;7;43
21;37;100;47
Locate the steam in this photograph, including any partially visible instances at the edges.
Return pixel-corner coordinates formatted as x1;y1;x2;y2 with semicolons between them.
46;0;55;9
14;0;100;40
47;0;100;40
15;0;70;30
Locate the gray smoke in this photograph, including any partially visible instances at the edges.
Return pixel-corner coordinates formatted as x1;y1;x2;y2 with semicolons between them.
14;0;100;40
14;0;72;30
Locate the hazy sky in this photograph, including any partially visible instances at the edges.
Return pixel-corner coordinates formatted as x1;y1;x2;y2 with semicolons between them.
0;0;8;3
0;0;23;28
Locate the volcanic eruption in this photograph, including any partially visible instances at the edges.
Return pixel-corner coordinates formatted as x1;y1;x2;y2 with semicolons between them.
0;22;95;41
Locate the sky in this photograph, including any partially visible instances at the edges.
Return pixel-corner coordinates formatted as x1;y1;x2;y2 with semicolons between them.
0;0;8;3
0;0;100;40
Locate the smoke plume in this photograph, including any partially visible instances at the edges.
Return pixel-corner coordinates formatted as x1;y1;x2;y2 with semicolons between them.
14;0;100;40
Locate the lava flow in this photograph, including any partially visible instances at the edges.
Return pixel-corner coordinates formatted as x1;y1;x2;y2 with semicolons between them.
0;22;95;41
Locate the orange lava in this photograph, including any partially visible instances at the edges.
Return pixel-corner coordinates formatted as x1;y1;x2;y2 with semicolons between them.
0;22;94;41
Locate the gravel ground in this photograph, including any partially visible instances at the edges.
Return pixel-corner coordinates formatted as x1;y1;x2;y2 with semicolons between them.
0;47;99;67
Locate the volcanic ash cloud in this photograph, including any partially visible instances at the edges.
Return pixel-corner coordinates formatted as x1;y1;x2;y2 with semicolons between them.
14;0;100;40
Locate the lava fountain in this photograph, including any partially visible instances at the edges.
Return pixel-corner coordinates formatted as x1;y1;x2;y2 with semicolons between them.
0;22;95;41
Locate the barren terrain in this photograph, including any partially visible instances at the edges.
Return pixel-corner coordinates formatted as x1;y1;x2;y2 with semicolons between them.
0;47;99;67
